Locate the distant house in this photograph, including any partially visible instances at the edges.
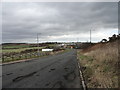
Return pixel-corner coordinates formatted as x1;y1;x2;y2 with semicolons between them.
42;49;53;52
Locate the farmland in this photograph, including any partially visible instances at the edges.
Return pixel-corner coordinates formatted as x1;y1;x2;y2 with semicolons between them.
2;47;44;53
2;44;44;53
2;43;65;63
2;43;59;53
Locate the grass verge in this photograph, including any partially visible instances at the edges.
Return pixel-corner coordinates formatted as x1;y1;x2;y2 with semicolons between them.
77;40;118;88
2;49;71;63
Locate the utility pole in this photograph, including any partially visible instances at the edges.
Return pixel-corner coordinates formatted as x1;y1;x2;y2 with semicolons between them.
90;28;95;45
90;29;91;44
77;38;79;43
37;33;41;56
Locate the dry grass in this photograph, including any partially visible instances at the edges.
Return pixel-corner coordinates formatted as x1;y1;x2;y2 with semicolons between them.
77;40;119;88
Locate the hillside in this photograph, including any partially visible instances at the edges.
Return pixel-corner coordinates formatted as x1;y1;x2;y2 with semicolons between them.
77;40;119;88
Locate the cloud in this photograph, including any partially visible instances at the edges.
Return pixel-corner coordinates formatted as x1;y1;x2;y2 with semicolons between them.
2;2;118;43
2;0;119;2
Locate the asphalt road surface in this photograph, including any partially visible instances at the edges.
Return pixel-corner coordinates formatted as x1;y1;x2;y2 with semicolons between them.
2;50;83;88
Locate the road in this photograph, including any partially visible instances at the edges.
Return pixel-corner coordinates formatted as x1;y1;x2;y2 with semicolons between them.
2;50;83;88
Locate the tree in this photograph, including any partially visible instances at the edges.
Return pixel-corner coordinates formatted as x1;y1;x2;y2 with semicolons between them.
101;39;107;42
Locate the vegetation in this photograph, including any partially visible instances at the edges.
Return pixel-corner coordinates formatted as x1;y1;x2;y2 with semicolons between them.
3;51;52;63
2;47;44;53
2;44;31;49
2;43;68;63
77;34;119;88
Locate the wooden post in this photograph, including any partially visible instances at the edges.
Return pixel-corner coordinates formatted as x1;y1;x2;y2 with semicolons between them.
2;55;4;62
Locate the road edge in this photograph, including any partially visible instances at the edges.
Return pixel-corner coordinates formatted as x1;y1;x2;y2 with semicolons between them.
1;58;36;66
77;57;87;90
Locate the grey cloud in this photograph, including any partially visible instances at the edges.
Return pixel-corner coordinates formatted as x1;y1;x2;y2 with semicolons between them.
2;2;118;43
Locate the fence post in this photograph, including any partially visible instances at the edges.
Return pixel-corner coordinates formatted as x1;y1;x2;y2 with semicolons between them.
19;54;21;60
2;55;4;62
11;55;14;61
25;54;27;59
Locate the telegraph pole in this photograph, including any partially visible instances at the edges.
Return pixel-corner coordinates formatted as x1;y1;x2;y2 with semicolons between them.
37;33;41;56
90;29;91;44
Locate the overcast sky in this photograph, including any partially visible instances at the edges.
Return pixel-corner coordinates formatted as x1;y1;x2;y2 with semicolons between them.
2;2;118;43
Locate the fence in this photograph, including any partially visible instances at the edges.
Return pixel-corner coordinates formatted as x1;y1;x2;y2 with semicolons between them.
2;51;53;62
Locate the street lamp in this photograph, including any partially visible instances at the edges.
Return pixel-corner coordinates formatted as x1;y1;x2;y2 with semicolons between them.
37;33;41;56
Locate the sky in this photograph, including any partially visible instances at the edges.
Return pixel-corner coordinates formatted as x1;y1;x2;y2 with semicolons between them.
2;2;118;43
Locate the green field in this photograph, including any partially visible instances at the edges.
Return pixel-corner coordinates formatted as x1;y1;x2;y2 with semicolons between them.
2;44;51;62
2;43;61;54
2;44;32;49
2;44;48;53
2;47;45;53
2;44;68;63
